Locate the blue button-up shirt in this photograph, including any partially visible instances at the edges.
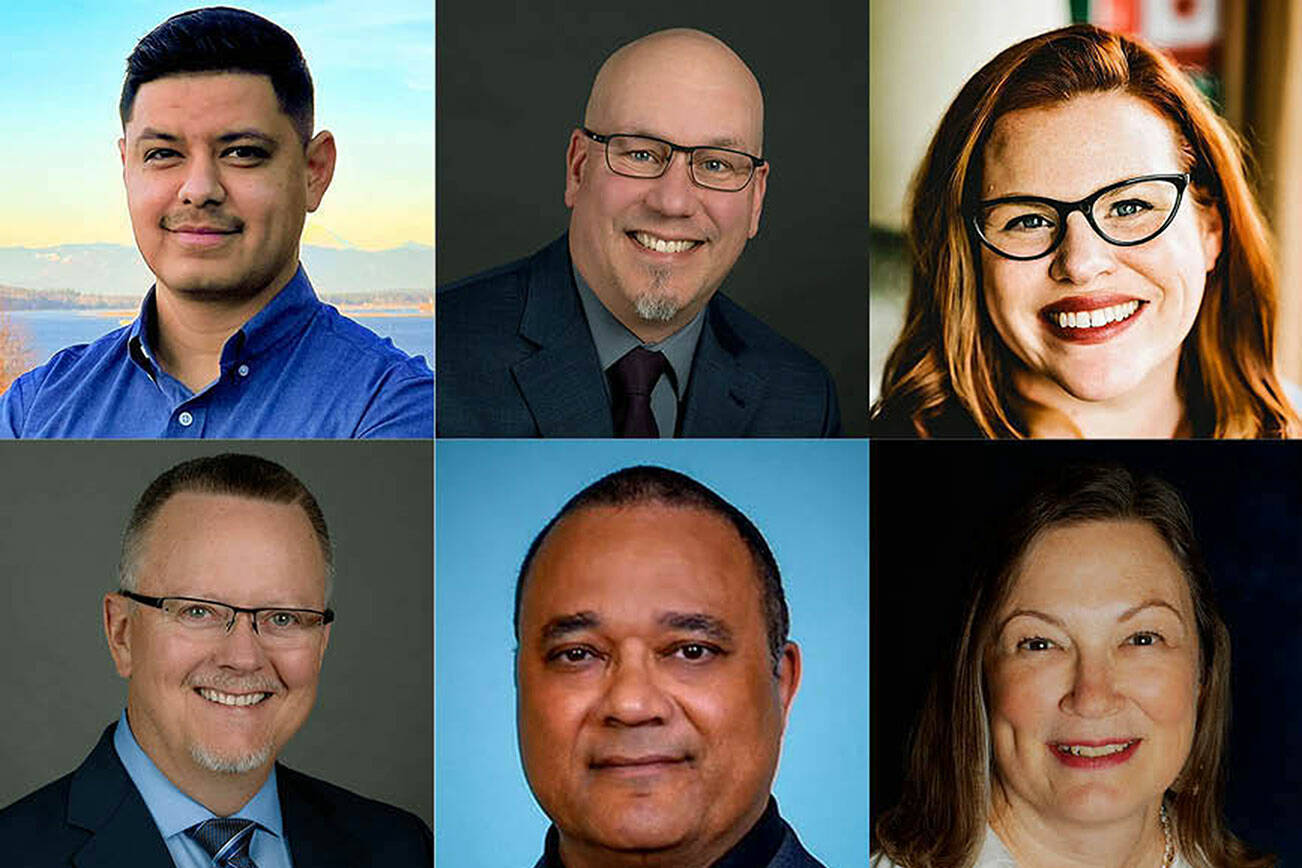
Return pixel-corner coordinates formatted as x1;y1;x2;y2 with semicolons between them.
113;710;294;868
0;266;433;438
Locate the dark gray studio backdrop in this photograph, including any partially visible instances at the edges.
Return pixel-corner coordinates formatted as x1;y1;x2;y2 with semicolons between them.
437;0;869;434
0;442;432;827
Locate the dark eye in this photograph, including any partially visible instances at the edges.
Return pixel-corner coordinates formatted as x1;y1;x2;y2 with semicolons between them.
143;148;181;162
224;145;271;162
548;646;600;666
670;643;720;662
1127;631;1163;647
1015;636;1055;652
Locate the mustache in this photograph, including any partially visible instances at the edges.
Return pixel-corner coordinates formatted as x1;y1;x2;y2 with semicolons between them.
160;212;244;233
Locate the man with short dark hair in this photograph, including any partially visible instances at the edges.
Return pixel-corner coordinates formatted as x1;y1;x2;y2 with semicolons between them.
0;454;431;866
437;29;840;438
0;7;433;438
514;465;825;867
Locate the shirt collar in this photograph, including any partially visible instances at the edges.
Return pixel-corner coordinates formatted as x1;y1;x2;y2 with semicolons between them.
112;709;285;841
127;265;320;374
572;264;705;396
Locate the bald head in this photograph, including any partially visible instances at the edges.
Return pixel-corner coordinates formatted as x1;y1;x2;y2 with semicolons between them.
583;28;764;155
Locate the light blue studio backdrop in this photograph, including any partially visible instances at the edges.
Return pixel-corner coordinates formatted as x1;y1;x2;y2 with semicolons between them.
436;440;868;867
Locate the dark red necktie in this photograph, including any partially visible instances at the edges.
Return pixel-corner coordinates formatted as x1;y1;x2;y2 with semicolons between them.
609;347;670;437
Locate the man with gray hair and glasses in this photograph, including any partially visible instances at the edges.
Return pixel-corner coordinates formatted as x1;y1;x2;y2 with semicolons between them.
0;453;430;867
437;27;840;438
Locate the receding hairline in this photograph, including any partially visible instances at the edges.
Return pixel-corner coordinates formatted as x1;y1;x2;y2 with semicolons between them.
582;28;765;152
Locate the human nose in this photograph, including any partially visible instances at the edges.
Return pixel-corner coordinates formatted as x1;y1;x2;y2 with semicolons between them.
642;152;699;217
177;153;226;207
214;611;269;668
1048;210;1116;284
598;647;675;726
1060;650;1124;717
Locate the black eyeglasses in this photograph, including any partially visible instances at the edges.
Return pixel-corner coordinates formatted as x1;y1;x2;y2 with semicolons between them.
581;127;765;192
119;590;333;646
969;173;1190;260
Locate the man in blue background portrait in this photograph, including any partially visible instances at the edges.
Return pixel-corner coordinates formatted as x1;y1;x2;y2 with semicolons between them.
436;441;867;866
0;6;433;438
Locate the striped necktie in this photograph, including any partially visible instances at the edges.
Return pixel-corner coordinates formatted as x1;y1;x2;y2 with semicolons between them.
185;817;260;867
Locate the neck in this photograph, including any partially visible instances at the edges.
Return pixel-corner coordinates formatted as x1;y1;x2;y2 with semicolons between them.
989;788;1168;868
152;268;293;392
1011;358;1187;439
125;707;272;817
556;798;766;868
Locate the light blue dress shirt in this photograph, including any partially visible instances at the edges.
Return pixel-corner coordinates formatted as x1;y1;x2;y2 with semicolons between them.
0;266;433;438
113;710;293;867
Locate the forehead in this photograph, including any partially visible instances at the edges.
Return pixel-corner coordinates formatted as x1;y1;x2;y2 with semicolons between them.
125;71;288;137
138;491;325;599
521;503;762;628
1004;519;1192;619
593;42;763;152
981;91;1187;201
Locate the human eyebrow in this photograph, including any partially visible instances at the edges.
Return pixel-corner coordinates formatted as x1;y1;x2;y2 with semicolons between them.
218;130;278;146
1119;598;1186;625
658;611;734;644
136;128;179;143
996;608;1065;635
538;611;600;645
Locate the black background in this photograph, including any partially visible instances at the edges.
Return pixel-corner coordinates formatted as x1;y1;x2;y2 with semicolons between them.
870;440;1302;861
436;0;868;434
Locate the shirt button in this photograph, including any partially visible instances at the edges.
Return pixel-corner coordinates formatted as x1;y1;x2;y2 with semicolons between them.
178;411;194;427
237;364;250;377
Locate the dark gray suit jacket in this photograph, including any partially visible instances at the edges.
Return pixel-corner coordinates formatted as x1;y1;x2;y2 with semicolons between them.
0;724;432;867
436;235;841;437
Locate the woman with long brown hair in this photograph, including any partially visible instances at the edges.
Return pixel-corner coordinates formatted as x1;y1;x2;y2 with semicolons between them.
870;24;1298;437
872;465;1272;868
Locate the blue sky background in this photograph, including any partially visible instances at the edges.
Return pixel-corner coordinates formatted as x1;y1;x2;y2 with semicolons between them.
0;1;432;249
436;440;869;867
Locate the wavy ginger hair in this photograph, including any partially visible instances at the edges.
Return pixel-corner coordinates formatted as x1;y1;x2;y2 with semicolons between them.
871;24;1297;437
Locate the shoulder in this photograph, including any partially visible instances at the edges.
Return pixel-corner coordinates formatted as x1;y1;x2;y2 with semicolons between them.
309;304;432;378
0;768;89;865
707;292;831;381
771;819;830;867
0;323;133;437
277;764;431;857
436;237;569;331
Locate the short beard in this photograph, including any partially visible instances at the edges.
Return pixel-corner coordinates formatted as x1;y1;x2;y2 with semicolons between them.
190;742;274;775
632;266;680;323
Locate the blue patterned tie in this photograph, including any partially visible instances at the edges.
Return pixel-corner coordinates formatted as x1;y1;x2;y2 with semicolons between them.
185;818;259;867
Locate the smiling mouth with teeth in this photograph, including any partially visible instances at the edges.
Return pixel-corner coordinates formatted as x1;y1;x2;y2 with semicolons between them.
1053;740;1138;757
1047;300;1142;330
197;687;271;707
631;231;701;254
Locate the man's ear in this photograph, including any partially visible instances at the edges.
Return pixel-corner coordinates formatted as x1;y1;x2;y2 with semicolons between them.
104;593;135;679
747;161;769;238
564;128;591;209
776;640;802;728
304;130;337;212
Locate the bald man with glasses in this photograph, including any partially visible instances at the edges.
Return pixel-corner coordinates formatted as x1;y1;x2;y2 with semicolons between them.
436;28;840;438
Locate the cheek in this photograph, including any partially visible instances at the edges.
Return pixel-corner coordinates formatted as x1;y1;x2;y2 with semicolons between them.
981;260;1042;351
1129;656;1199;726
989;661;1057;741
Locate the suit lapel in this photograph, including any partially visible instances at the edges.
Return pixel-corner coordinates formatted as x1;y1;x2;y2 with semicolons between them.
680;300;763;436
511;236;612;436
68;726;175;868
278;767;357;868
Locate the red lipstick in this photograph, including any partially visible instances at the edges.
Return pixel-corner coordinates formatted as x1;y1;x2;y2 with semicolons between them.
1049;738;1140;769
